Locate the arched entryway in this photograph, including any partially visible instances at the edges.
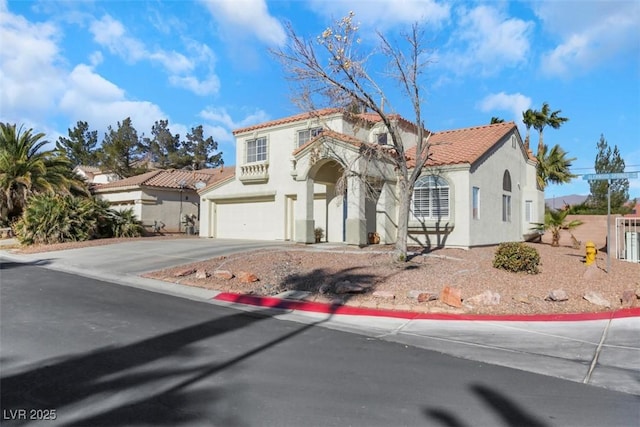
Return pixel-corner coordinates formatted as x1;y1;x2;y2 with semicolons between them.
308;159;345;243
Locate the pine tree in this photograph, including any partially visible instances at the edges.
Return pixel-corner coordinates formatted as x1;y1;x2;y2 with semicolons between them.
141;120;183;169
56;121;101;166
588;134;629;213
185;125;223;170
99;118;146;178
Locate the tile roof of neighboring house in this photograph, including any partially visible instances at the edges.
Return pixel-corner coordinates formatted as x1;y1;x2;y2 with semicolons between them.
74;165;103;174
406;121;526;167
94;167;234;192
233;108;342;135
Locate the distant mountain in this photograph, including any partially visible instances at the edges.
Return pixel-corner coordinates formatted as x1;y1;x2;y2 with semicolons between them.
545;194;589;209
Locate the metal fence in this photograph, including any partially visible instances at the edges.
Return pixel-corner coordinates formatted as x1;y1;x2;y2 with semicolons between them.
616;217;640;263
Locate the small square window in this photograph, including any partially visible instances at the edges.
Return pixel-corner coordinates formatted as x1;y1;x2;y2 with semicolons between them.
377;133;388;145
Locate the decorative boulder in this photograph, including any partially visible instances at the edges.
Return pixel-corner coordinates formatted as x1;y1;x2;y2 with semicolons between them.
583;291;611;308
213;270;234;280
545;289;568;302
466;290;501;306
440;286;462;308
238;271;259;283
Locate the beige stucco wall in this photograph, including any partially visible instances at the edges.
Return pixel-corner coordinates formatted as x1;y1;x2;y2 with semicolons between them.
466;132;543;246
141;188;200;233
97;188;200;233
96;190;144;220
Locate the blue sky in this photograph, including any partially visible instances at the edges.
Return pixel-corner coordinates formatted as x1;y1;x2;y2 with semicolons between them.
2;0;639;198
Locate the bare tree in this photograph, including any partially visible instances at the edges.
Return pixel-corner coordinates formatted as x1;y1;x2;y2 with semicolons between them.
273;12;432;261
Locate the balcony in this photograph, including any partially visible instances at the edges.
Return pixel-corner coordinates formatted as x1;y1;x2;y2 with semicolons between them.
239;162;269;184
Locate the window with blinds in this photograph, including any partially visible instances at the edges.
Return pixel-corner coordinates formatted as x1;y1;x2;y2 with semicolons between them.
413;176;450;220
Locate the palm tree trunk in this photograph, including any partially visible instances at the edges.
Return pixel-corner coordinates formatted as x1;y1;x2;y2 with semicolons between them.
537;130;544;156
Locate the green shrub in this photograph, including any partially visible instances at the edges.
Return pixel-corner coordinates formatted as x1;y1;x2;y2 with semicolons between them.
106;208;144;238
493;242;540;274
14;194;143;245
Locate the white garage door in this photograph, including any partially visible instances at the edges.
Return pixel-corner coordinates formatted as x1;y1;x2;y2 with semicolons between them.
215;200;278;240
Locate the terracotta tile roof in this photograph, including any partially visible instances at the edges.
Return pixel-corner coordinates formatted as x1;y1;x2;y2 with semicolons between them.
406;121;519;167
94;167;234;192
233;108;429;137
292;129;366;156
233;108;342;135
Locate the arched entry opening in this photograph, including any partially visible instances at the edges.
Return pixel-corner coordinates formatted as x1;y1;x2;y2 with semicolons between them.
308;159;345;243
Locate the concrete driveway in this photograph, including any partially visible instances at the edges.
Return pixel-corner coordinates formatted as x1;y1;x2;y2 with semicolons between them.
1;238;291;298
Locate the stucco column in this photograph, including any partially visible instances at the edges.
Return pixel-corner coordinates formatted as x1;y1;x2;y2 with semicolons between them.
376;181;397;244
345;176;367;246
198;199;211;237
295;178;315;243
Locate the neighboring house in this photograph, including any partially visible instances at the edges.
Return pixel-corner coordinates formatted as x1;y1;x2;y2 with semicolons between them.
197;109;544;249
95;167;233;233
73;165;119;184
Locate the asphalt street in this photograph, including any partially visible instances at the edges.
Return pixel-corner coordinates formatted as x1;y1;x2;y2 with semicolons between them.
1;260;638;427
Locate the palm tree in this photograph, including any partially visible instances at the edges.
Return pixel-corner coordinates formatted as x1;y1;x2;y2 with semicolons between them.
522;109;536;151
534;208;583;247
490;117;505;124
533;102;569;155
0;123;88;221
536;144;577;190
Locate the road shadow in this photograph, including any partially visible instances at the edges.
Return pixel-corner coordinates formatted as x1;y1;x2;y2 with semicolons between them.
424;383;550;427
1;264;346;426
0;258;53;269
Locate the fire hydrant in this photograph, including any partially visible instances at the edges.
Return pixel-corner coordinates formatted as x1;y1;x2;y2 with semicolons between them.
585;241;597;266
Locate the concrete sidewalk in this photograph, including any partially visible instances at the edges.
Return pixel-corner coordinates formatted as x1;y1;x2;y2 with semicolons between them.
2;239;639;396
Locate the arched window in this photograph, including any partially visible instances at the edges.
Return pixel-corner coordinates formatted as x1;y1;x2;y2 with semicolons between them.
413;175;450;219
502;170;511;222
503;170;512;192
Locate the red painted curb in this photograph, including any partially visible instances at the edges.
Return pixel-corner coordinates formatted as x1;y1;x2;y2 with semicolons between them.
213;292;640;322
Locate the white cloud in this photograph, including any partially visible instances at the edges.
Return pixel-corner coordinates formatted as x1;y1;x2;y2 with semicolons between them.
198;0;286;46
307;0;450;29
534;1;640;77
59;64;166;135
198;107;270;150
199;107;270;130
148;50;193;75
169;75;220;96
90;14;192;73
478;92;532;125
89;50;103;66
89;14;221;95
90;15;146;62
0;4;66;121
440;5;533;76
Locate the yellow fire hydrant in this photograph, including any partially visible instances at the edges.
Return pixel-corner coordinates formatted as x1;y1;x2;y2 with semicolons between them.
585;241;597;266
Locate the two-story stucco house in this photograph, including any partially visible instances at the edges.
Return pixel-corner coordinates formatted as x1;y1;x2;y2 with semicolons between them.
197;109;544;249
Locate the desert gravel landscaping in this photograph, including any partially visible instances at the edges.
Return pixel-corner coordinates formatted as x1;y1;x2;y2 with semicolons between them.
143;241;640;316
